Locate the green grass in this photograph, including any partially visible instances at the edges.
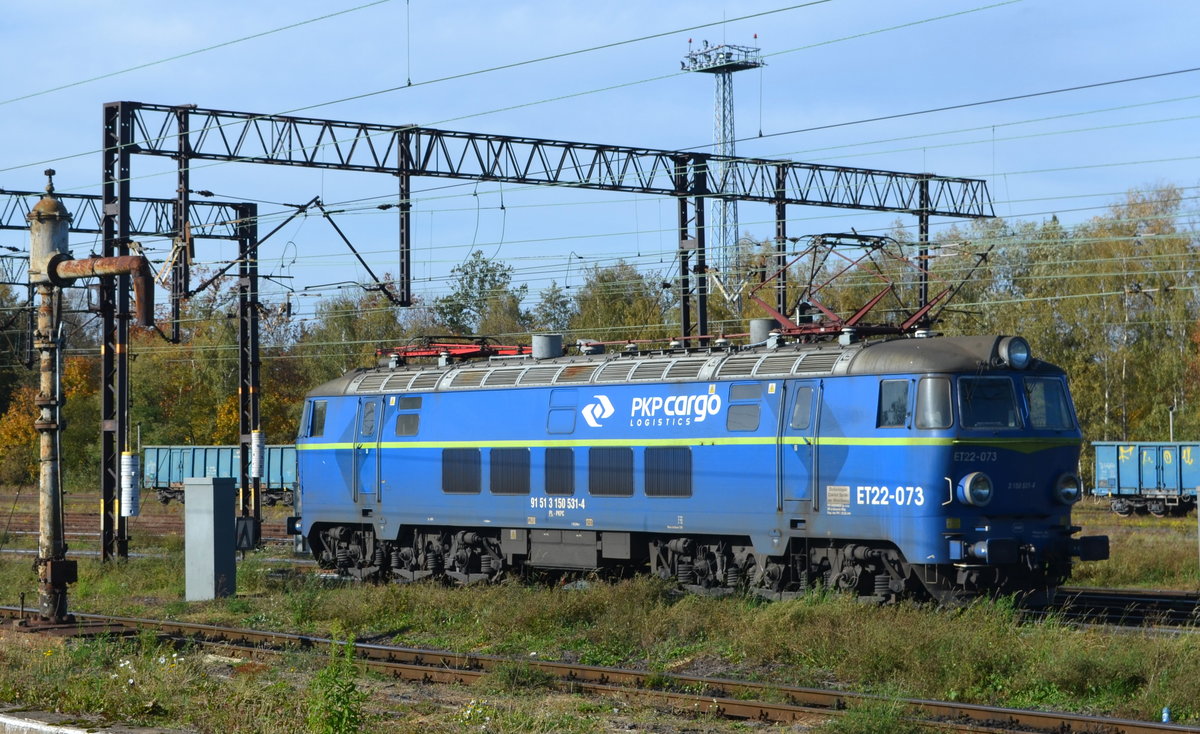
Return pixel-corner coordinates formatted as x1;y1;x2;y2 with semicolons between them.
1070;500;1200;589
0;632;314;732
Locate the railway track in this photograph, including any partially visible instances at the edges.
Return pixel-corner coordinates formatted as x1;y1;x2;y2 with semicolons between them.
1053;586;1200;628
0;606;1193;733
0;510;292;543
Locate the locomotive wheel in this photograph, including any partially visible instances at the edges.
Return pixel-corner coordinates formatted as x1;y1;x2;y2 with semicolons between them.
1110;500;1133;517
1148;501;1168;518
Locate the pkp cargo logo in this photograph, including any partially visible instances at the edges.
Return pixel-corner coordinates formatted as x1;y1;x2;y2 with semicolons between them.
581;395;615;428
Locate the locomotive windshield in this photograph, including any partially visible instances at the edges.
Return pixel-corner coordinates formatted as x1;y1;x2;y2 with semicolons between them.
1024;376;1075;430
959;377;1020;429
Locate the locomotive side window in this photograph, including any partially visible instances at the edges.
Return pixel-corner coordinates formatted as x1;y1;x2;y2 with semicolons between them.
645;447;692;497
728;382;762;431
960;377;1021;429
1024;377;1074;430
877;380;910;428
915;377;952;429
547;409;576;434
360;401;378;435
727;404;761;431
730;383;762;401
395;413;420;436
309;400;327;438
398;396;422;410
442;448;481;494
545;448;575;495
789;387;813;430
490;448;531;495
588;447;634;497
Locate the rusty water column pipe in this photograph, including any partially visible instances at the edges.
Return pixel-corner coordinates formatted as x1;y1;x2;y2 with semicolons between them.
32;282;71;622
51;256;154;326
26;170;153;624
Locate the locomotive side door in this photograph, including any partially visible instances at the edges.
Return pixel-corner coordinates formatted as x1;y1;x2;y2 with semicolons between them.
780;381;820;508
354;397;383;505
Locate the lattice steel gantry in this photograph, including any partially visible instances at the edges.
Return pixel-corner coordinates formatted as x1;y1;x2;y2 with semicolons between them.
682;41;765;306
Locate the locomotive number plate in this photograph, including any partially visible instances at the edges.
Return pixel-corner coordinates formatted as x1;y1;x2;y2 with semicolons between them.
855;485;925;506
953;451;998;462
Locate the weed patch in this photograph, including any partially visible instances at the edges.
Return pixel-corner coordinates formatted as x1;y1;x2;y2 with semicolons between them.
812;696;934;734
474;661;557;694
307;638;369;734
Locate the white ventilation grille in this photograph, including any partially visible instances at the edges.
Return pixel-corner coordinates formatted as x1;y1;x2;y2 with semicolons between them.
409;372;443;390
382;374;415;392
596;362;635;383
665;359;708;380
356;374;388;392
756;354;801;375
716;356;762;378
630;361;669;381
451;370;488;388
519;366;562;385
555;364;598;383
795;352;841;373
484;368;523;387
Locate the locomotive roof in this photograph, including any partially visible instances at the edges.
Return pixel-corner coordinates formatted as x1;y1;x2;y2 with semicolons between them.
308;334;1065;398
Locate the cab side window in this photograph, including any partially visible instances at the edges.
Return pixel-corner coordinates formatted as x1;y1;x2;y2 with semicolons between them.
309;400;327;438
915;377;952;429
877;380;910;428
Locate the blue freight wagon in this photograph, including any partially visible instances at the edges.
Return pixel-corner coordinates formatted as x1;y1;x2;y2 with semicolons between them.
141;445;297;506
1092;441;1199;517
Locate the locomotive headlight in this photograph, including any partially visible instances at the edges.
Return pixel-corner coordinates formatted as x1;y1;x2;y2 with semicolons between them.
957;471;993;507
1055;473;1082;504
998;336;1032;369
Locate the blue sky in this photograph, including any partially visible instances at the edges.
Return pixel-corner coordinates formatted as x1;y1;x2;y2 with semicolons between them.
1;0;1197;327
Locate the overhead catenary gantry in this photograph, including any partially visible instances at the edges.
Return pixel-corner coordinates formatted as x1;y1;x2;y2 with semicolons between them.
110;101;994;320
57;99;995;561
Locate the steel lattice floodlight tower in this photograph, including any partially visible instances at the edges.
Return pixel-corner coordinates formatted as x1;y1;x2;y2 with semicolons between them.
682;41;765;306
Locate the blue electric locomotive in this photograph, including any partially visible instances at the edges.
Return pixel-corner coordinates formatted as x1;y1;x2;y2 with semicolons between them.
292;333;1108;602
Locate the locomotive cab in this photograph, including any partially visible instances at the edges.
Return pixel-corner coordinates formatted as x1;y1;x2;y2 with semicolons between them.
876;337;1108;602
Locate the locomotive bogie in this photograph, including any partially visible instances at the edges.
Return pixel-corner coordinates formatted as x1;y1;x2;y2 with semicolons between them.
294;335;1108;602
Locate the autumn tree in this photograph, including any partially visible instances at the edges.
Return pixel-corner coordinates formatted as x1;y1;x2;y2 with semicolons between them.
531;281;576;335
433;251;529;336
570;261;673;342
291;286;408;381
128;286;242;446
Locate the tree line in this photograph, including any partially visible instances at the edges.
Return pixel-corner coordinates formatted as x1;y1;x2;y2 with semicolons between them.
0;186;1194;486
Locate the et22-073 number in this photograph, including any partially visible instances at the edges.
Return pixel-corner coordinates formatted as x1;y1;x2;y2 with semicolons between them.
855;485;925;506
954;450;998;462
